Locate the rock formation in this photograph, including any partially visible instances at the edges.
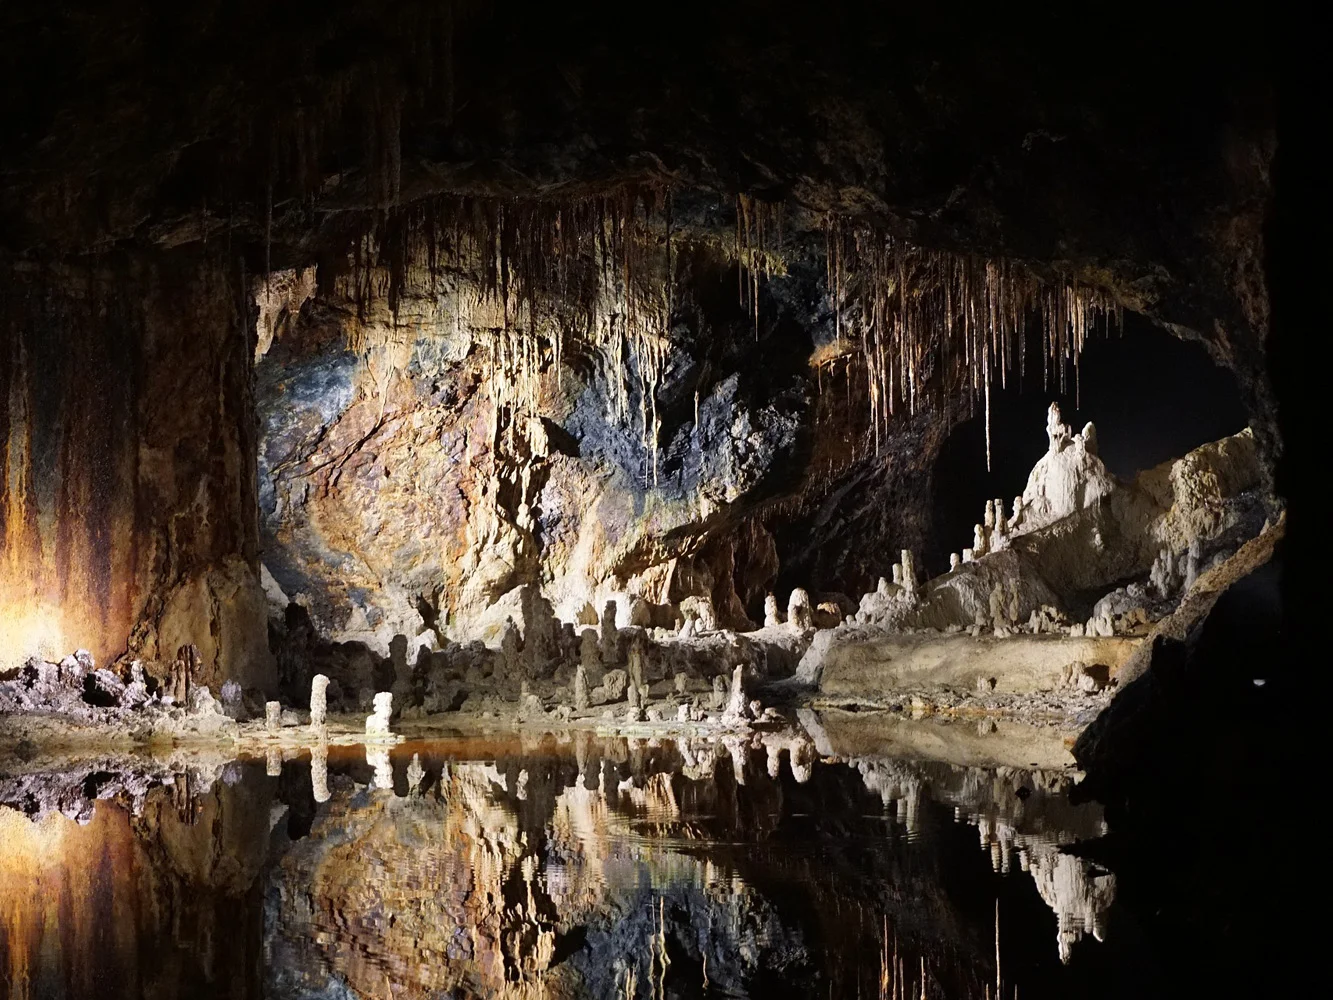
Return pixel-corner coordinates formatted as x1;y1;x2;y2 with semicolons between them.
787;589;813;632
309;674;330;728
365;693;394;737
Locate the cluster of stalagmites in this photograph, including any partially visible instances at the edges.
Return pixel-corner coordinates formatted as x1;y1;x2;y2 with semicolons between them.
846;403;1261;642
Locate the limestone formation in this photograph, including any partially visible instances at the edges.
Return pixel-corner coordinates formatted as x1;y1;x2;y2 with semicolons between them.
674;672;689;696
579;627;601;673
710;675;727;711
366;692;394;736
500;618;522;681
266;701;282;734
722;665;749;724
600;600;620;664
572;665;589;711
950;553;961;571
787;588;813;631
600;668;628;702
627;637;646;693
763;594;782;628
679;595;717;633
310;674;330;728
899;550;917;596
1014;403;1117;535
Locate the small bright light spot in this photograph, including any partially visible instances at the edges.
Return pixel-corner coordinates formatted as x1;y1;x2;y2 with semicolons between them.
1253;679;1267;687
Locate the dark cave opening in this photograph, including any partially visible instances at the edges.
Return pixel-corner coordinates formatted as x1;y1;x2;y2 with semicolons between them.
925;313;1249;574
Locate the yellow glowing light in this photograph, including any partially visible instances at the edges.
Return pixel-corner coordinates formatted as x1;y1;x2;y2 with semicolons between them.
0;598;68;671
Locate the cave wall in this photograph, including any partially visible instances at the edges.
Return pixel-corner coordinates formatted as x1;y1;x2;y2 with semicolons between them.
0;254;273;689
255;233;950;649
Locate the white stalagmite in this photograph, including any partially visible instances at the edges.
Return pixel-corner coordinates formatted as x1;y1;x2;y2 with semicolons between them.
787;588;813;631
309;674;329;728
763;594;782;628
366;691;393;736
900;549;917;596
265;701;281;734
950;552;962;571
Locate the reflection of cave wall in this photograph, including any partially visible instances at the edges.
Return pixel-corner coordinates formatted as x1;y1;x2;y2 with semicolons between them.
0;255;273;688
0;775;271;1000
927;315;1250;573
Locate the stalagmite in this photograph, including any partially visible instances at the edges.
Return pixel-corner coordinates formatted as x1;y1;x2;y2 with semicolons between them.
710;675;727;711
579;627;601;672
900;549;917;596
891;563;903;586
950;553;962;571
973;524;988;558
1184;538;1202;592
366;692;394;736
763;594;782;627
624;678;644;722
266;701;282;734
500;618;522;681
309;674;329;728
573;665;589;711
601;600;620;664
962;547;974;563
984;500;996;531
627;637;646;693
788;588;813;631
722;665;749;724
674;672;689;696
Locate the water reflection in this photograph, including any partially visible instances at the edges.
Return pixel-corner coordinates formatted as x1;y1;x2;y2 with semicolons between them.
1;729;1117;999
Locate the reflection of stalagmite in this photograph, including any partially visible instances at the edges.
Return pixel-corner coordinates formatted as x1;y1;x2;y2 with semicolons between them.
406;754;425;796
1029;850;1116;963
366;745;393;790
311;744;331;803
266;747;282;776
310;674;329;728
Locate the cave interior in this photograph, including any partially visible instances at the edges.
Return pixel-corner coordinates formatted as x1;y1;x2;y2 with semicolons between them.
0;5;1303;999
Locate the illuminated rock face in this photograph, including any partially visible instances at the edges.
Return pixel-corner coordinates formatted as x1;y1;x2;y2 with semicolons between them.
0;259;273;690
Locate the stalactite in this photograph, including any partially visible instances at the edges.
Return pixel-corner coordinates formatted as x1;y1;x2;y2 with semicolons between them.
820;221;1120;465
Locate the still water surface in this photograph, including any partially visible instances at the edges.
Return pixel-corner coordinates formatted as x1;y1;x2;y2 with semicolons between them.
1;733;1133;999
